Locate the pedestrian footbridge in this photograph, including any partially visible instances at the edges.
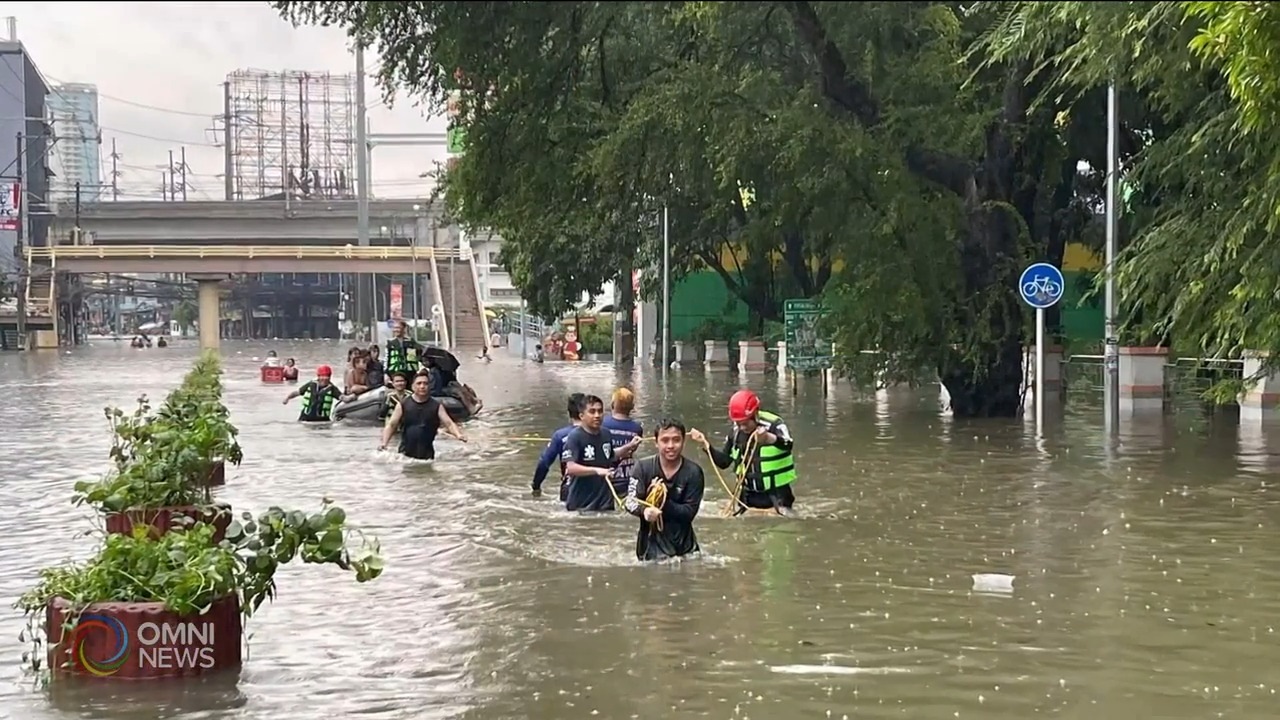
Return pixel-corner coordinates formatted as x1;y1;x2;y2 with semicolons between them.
25;244;459;274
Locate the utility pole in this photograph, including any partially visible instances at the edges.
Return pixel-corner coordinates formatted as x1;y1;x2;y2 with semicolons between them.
222;80;234;200
160;172;169;202
109;138;121;201
355;38;372;335
15;132;25;340
179;146;188;202
74;182;81;241
1104;83;1121;436
168;150;176;201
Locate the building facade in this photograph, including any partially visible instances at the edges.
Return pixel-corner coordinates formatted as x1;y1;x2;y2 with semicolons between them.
47;82;101;205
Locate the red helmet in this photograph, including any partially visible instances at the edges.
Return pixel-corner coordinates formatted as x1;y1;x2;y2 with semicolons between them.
728;389;760;422
316;365;333;377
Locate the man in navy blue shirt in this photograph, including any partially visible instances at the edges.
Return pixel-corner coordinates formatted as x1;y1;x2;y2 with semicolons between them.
561;394;623;512
531;393;586;499
602;386;644;498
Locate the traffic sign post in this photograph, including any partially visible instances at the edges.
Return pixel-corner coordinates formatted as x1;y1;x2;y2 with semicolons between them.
783;299;834;395
1018;263;1065;434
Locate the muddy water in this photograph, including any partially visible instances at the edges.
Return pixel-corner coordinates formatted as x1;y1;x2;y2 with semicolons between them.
0;341;1277;719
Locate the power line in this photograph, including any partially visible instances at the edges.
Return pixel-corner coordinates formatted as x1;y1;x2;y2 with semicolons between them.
42;76;213;118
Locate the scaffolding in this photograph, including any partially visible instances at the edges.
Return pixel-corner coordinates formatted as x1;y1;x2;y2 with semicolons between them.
226;69;356;201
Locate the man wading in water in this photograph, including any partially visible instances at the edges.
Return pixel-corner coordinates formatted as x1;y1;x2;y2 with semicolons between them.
561;394;623;512
379;373;468;459
283;365;347;422
532;393;586;500
625;418;705;561
690;389;797;516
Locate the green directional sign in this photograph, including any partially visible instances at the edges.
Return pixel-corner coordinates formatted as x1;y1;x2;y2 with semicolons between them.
447;126;467;154
783;298;833;371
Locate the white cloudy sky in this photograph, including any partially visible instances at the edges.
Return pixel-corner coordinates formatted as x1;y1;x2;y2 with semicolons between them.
9;2;448;200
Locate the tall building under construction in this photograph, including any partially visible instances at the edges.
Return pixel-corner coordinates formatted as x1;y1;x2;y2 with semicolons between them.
224;69;356;201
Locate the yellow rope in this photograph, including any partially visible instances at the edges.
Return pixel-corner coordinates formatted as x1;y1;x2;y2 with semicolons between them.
697;432;756;517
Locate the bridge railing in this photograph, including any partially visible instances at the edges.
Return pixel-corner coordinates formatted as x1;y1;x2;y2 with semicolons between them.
25;245;465;261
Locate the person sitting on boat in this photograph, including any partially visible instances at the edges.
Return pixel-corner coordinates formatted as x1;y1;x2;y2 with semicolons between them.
421;355;449;396
282;358;299;382
385;320;425;378
344;351;372;397
283;365;349;422
365;344;386;388
379;372;410;421
262;350;281;367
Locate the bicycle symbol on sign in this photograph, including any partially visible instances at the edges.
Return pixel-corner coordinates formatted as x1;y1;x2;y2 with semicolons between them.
1021;275;1062;304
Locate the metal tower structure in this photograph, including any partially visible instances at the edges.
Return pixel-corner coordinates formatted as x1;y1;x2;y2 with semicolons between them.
224;69;356;201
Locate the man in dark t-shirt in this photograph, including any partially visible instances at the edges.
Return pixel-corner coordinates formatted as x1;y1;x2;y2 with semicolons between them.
625;418;704;561
561;394;618;512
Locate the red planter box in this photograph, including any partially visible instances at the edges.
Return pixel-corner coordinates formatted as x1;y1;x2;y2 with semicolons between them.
47;594;242;680
105;504;233;543
261;366;285;383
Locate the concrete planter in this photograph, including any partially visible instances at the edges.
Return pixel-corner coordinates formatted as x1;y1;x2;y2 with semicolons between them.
104;503;233;543
47;594;242;680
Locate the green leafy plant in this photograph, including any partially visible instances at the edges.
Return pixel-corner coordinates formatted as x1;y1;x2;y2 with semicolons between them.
16;501;383;675
74;352;242;514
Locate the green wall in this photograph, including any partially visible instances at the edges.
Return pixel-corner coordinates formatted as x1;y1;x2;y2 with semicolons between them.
669;271;749;340
666;268;1105;347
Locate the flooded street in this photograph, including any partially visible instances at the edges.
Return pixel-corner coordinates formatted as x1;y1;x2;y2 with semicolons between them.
1;340;1278;719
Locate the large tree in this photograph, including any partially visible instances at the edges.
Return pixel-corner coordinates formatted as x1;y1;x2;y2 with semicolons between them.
981;1;1280;367
276;1;1108;416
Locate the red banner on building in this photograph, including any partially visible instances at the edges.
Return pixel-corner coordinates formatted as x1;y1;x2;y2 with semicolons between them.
0;182;20;231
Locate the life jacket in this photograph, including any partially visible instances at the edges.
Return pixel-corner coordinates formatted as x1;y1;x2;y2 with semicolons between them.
300;381;338;420
729;410;796;492
385;339;419;374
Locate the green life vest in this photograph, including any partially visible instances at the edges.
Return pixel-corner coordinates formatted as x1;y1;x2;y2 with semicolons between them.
385;339;419;374
730;410;796;491
301;381;338;420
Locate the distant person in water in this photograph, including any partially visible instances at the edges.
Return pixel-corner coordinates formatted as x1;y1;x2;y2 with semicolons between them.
156;337;167;348
532;344;544;363
379;372;409;420
624;418;705;561
282;358;299;382
262;350;281;367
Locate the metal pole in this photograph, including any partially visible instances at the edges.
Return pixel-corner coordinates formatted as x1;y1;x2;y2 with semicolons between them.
222;81;233;200
661;204;670;373
520;298;528;358
1035;306;1045;434
1104;82;1121;434
449;248;458;351
15;132;25;342
355;39;372;338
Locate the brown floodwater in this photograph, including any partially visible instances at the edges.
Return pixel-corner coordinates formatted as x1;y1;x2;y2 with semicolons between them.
0;340;1277;719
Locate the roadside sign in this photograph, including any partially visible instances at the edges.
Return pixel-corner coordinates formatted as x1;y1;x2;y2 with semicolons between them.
1018;263;1065;309
783;298;833;371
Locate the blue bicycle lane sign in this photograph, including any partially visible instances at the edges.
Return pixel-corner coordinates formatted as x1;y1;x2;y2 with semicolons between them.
1018;263;1065;309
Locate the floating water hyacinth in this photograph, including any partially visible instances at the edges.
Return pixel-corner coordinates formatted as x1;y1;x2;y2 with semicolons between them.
971;573;1016;595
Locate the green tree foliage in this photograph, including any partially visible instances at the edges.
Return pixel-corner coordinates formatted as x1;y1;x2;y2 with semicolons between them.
983;2;1280;367
276;2;1109;416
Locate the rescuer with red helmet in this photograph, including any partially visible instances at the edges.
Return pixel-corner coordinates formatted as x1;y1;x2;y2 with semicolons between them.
282;364;345;422
689;388;797;515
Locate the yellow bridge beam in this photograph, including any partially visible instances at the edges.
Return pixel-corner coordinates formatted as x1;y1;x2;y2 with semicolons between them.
24;245;465;274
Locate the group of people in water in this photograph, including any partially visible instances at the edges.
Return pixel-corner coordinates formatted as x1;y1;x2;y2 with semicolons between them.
536;387;798;562
279;321;472;460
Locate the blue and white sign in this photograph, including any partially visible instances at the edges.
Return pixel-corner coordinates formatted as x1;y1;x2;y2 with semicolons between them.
1018;263;1065;309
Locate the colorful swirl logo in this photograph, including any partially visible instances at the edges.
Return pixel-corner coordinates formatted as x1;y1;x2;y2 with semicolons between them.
72;614;129;676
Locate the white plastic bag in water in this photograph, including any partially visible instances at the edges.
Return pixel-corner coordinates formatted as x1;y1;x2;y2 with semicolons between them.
971;573;1015;595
